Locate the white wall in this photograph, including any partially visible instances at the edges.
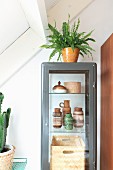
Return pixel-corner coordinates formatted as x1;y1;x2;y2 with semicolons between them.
0;0;113;169
0;0;29;54
0;49;48;170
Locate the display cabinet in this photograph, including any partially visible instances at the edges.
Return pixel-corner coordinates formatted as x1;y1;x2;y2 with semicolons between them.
41;62;97;170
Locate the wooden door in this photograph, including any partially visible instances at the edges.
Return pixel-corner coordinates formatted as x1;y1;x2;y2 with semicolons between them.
101;33;113;170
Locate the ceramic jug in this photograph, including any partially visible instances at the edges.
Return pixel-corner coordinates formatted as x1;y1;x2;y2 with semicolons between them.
59;100;71;125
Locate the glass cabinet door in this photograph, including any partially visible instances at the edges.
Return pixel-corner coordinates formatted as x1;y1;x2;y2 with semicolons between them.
41;62;97;170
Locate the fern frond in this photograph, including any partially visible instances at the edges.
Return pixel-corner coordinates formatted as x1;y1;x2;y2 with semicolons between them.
49;49;58;61
83;30;94;39
57;52;62;61
85;38;96;42
75;18;80;32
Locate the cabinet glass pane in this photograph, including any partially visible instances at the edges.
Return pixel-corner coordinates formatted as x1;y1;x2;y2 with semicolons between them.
48;70;89;170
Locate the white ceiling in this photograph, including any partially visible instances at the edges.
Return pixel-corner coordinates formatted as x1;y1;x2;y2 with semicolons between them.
44;0;60;11
45;0;94;30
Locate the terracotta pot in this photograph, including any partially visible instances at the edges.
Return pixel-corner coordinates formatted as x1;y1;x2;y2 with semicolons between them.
62;47;80;62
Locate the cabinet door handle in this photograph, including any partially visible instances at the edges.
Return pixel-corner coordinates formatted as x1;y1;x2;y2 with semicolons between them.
93;161;96;169
45;122;48;126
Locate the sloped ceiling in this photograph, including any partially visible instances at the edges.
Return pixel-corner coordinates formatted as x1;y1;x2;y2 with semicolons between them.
0;0;47;87
0;0;29;55
44;0;60;10
0;0;94;87
44;0;94;30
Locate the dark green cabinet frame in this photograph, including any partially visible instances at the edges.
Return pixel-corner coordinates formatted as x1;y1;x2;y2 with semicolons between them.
41;62;97;170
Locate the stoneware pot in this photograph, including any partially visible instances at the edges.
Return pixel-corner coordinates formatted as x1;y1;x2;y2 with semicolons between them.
62;47;80;62
52;81;67;93
0;145;15;170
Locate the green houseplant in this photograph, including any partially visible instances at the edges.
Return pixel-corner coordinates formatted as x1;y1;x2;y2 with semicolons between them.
41;16;95;62
0;92;15;170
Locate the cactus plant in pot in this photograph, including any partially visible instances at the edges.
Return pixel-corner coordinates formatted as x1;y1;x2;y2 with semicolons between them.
0;92;15;170
41;15;96;62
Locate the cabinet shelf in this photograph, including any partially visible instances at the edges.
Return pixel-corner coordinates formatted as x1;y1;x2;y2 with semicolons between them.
49;92;87;95
50;126;85;133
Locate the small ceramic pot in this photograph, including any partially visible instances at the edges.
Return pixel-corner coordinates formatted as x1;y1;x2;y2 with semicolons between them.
52;81;67;93
53;108;62;128
73;107;84;127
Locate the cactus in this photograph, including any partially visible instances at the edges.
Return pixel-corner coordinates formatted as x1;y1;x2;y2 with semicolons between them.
0;92;11;152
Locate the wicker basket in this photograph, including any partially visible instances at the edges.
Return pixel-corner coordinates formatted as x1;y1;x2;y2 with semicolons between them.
64;82;81;93
0;145;15;170
50;136;85;170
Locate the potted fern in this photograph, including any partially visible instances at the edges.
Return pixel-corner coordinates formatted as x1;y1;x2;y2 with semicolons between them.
41;16;96;62
0;92;15;170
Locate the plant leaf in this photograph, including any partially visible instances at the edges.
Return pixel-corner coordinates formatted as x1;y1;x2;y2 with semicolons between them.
80;52;84;57
85;38;96;42
49;49;58;61
75;18;80;32
48;23;60;36
83;30;94;39
57;52;62;61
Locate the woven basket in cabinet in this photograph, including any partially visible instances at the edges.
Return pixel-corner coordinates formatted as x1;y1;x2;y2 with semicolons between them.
50;135;85;170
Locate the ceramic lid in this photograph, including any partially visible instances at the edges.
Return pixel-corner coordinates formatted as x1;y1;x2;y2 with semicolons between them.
74;107;82;111
52;81;67;90
54;108;61;113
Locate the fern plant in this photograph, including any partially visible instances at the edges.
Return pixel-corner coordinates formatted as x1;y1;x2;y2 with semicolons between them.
41;16;96;61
